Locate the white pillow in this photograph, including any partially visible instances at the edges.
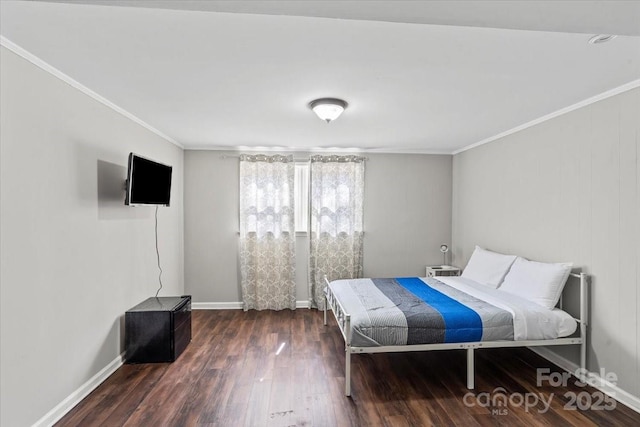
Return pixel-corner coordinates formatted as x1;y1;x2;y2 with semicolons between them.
499;257;573;309
460;246;517;288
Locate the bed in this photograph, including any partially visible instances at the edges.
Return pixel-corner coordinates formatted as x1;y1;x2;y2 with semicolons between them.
323;249;588;396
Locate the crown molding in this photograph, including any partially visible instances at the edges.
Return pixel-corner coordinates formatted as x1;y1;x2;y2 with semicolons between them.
1;36;183;149
182;144;453;155
453;79;640;155
3;35;637;156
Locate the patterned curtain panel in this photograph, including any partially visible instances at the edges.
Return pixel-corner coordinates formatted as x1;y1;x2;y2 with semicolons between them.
309;155;365;309
239;154;296;311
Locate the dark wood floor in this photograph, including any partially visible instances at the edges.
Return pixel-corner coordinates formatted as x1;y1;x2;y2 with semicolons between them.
57;309;639;426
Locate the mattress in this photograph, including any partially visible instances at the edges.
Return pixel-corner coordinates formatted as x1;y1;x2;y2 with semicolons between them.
327;276;577;348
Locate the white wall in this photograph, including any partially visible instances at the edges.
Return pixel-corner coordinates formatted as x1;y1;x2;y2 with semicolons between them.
0;47;184;426
452;87;640;401
363;153;453;277
184;151;452;303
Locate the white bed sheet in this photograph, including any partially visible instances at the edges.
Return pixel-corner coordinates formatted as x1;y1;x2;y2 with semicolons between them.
435;276;577;340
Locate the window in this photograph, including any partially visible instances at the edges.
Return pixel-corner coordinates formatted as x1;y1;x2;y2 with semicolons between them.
294;162;309;233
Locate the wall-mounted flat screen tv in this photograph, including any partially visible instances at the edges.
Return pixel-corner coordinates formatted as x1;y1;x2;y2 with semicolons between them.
125;153;172;206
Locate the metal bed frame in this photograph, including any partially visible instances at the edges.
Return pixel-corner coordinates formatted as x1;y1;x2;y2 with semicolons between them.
323;273;588;396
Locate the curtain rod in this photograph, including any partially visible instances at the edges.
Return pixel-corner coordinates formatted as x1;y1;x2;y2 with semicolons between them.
220;154;369;161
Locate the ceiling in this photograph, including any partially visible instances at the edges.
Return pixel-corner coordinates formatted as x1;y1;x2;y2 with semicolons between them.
1;1;639;154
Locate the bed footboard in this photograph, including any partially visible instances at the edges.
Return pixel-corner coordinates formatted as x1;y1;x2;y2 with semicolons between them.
324;276;353;395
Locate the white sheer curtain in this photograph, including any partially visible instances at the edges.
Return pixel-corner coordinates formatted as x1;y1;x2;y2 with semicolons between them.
309;155;365;309
239;154;296;311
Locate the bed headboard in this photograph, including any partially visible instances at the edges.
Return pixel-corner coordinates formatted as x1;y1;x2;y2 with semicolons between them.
559;272;588;326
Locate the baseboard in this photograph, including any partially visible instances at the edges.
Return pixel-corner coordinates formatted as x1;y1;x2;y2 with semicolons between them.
529;347;640;413
193;301;243;310
193;301;310;310
32;352;124;427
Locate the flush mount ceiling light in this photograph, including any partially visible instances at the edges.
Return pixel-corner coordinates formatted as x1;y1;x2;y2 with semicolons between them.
309;98;348;123
588;34;617;44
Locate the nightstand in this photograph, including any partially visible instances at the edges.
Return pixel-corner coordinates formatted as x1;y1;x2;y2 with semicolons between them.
426;265;461;278
125;296;191;363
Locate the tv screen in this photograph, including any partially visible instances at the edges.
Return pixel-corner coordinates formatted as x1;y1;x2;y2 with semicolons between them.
125;153;172;206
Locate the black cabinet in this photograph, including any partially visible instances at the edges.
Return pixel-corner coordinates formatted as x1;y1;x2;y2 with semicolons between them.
125;295;191;363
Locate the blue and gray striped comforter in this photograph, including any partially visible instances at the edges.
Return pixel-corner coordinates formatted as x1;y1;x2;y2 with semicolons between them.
328;277;514;347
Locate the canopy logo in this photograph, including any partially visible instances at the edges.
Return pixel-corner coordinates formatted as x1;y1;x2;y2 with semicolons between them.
463;387;553;415
463;368;618;415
